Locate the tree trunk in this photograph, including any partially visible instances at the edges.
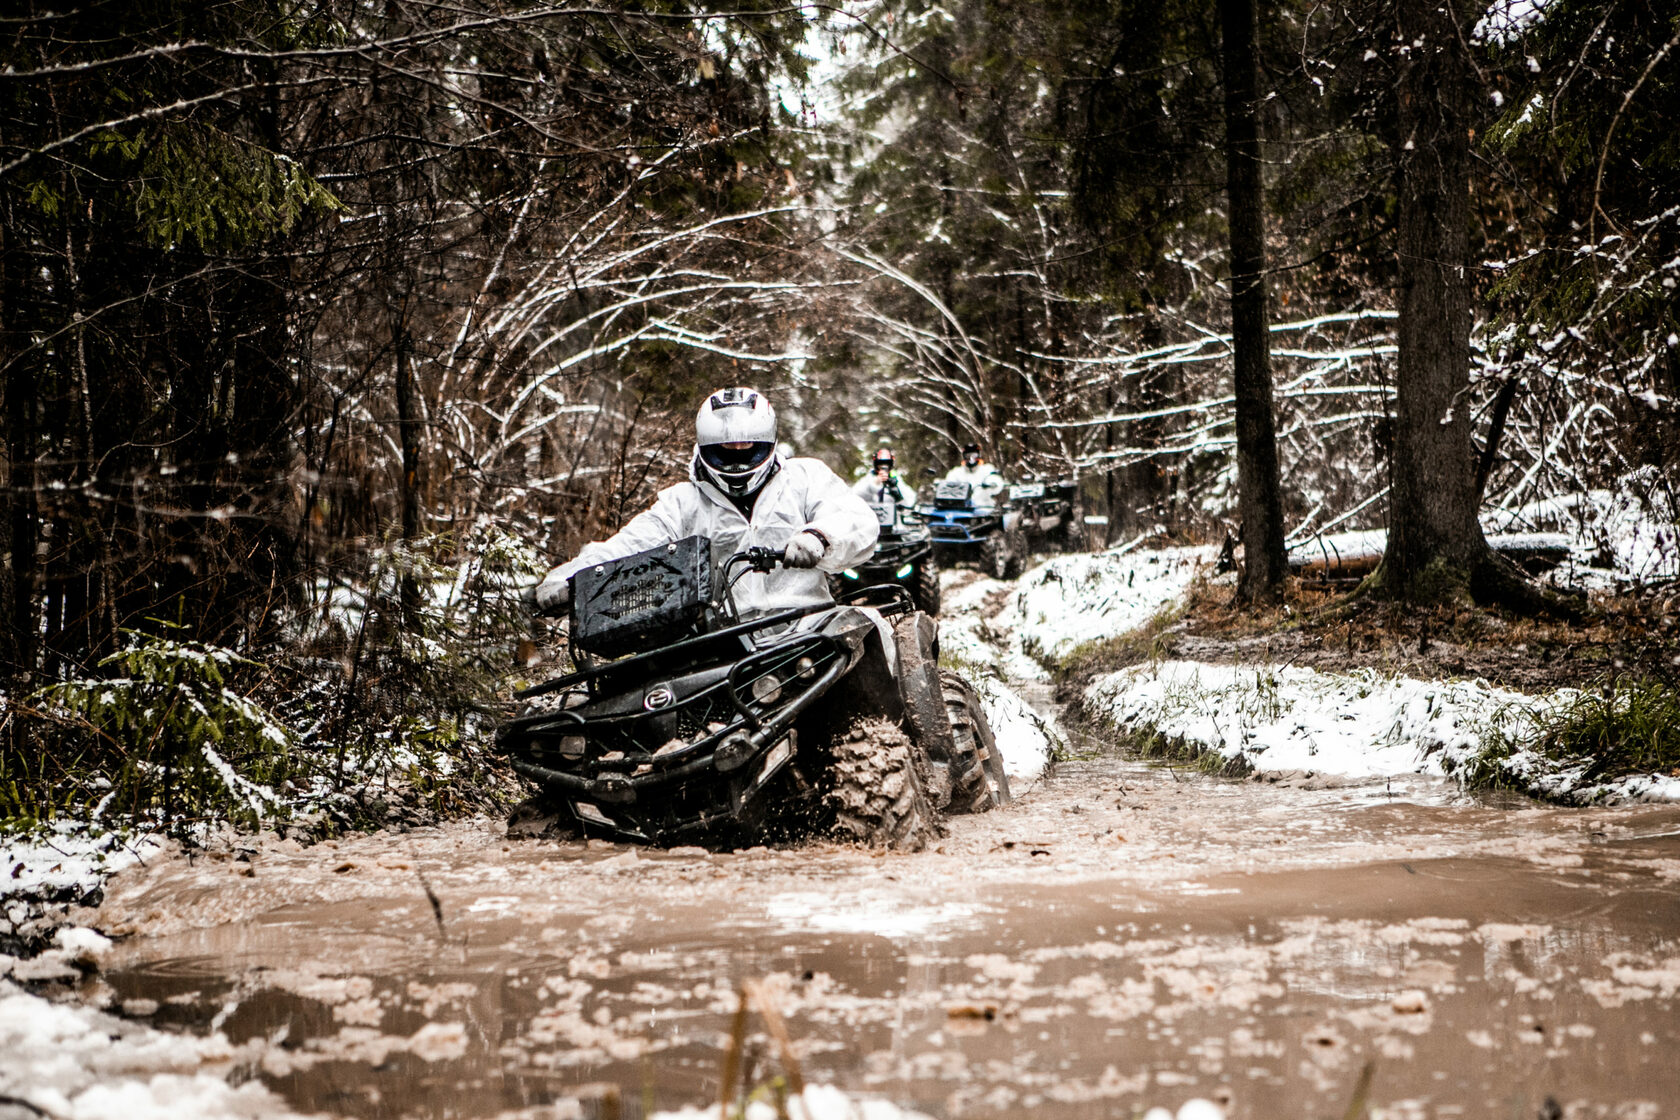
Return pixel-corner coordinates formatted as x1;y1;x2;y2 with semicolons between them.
1372;0;1489;604
1220;0;1287;604
394;307;423;625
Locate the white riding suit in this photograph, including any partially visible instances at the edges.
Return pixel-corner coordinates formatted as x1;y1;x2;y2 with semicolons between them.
942;461;1006;508
852;472;917;510
542;454;879;620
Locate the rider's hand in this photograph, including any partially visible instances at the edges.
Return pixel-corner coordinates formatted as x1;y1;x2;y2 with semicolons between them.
783;529;828;569
530;570;571;615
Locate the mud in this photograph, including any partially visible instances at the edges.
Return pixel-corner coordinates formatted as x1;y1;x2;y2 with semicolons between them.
74;722;1680;1120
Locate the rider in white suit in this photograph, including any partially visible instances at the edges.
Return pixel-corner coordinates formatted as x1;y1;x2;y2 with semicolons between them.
532;388;878;620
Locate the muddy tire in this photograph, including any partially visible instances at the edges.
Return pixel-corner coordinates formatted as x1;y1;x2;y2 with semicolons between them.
893;613;956;807
828;718;943;851
912;557;942;615
1002;529;1029;580
941;670;1011;808
979;534;1008;580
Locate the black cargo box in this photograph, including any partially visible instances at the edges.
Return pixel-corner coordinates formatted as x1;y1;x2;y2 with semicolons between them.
569;536;712;658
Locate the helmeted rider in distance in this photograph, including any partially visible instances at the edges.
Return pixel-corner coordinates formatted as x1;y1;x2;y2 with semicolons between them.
531;387;879;619
942;442;1006;507
852;447;917;509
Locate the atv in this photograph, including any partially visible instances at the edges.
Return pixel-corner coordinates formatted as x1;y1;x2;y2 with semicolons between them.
1007;478;1080;552
919;478;1028;580
498;536;1008;850
833;500;942;614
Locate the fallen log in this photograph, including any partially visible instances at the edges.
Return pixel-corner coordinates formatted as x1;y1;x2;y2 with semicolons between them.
1287;530;1572;579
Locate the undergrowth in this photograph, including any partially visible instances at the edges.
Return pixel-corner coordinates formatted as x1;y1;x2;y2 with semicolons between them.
1467;677;1680;796
0;523;538;838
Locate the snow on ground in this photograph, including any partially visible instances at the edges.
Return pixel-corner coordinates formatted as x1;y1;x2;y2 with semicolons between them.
968;675;1056;786
1485;473;1680;590
3;826;166;952
1287;473;1679;592
1008;546;1214;666
937;572;1064;784
0;974;305;1120
1084;660;1680;805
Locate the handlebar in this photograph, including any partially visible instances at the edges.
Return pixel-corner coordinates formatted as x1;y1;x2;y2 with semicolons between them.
734;546;787;573
724;547;786;579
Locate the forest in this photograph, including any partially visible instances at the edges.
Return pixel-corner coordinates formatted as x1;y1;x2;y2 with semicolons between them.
0;0;1676;832
4;3;1680;1118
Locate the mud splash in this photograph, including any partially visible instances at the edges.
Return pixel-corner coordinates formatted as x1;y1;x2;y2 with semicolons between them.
80;748;1680;1120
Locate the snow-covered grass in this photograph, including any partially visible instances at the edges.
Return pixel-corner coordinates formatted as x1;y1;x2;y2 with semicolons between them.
983;523;1678;806
1082;660;1680;805
1009;545;1214;667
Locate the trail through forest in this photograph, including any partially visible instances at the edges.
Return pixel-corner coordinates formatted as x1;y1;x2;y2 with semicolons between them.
13;569;1680;1120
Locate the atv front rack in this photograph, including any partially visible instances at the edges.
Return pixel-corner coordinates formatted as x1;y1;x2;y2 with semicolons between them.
503;630;849;801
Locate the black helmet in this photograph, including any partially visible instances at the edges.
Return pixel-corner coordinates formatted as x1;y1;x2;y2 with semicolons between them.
872;447;895;472
962;443;981;467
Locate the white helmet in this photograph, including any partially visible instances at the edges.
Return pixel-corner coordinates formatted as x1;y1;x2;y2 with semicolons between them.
695;387;779;498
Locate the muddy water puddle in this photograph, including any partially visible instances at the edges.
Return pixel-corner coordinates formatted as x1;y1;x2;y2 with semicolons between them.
91;757;1680;1119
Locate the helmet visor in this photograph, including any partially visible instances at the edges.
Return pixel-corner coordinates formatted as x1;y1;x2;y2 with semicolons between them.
700;441;774;475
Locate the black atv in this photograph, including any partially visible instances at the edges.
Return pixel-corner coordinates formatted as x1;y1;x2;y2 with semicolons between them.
834;500;941;614
1007;478;1080;552
498;536;1008;849
919;478;1028;580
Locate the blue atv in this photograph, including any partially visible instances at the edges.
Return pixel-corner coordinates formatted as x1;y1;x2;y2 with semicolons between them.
919;478;1028;580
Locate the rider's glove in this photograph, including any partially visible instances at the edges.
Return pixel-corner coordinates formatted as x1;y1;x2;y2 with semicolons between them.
783;529;828;569
530;569;572;615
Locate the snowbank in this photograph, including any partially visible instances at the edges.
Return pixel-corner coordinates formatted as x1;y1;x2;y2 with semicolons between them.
968;674;1057;785
936;573;1065;783
1087;661;1533;779
0;978;304;1120
1084;660;1680;804
1009;545;1214;665
3;827;165;954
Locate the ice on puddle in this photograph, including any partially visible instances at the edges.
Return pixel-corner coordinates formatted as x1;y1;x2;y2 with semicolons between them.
0;978;307;1119
55;926;114;964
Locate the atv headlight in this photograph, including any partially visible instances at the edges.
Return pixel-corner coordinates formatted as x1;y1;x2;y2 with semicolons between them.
750;673;783;705
794;656;816;680
842;568;860;580
895;563;915;578
559;735;586;758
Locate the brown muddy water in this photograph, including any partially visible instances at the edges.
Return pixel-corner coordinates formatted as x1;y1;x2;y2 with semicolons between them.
82;740;1680;1120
